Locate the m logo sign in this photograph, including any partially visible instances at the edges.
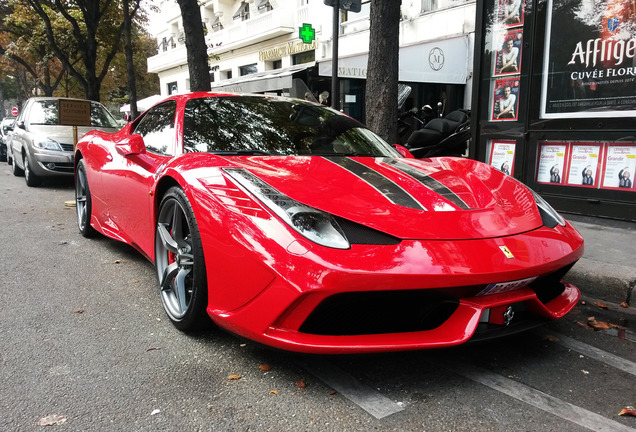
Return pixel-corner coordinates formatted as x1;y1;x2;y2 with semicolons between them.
429;47;445;71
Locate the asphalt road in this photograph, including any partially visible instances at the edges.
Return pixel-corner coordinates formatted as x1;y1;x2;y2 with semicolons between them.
1;167;634;432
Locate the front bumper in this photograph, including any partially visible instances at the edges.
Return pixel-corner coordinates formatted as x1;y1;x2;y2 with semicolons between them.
204;223;584;354
29;148;74;176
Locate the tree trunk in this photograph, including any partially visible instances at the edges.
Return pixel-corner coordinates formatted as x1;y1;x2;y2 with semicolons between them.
365;0;400;143
176;0;211;92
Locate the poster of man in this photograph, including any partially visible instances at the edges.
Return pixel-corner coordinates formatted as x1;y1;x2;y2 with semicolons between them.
566;144;602;187
497;0;525;27
536;142;568;184
540;0;636;118
601;144;636;190
495;30;523;76
492;78;520;121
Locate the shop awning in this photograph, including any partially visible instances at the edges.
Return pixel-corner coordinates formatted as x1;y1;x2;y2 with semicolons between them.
120;94;165;112
211;62;314;94
318;36;470;84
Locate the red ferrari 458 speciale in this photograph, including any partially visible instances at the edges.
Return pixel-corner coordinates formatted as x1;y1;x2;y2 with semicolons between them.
74;92;584;354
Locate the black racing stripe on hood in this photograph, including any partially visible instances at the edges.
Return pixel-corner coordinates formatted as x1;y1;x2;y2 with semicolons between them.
324;157;424;210
381;159;471;210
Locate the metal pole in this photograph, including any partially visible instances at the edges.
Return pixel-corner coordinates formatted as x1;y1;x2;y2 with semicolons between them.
331;3;339;110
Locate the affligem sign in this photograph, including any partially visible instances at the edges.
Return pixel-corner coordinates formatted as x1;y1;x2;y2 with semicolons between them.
540;0;636;119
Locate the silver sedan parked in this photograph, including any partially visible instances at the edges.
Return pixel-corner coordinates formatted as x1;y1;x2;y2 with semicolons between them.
10;97;120;186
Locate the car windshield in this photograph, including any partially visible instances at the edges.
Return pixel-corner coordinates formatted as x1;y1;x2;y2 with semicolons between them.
182;96;401;157
29;100;119;128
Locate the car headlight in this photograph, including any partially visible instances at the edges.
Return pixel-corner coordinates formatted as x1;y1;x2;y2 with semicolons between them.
531;190;566;228
224;168;350;249
34;138;63;151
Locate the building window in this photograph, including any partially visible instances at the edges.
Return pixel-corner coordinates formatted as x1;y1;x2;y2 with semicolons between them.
292;50;315;65
240;64;258;76
221;70;233;80
233;2;250;21
258;0;273;12
211;16;223;31
167;82;178;95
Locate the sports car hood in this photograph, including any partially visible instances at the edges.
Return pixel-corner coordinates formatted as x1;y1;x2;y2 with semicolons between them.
219;156;544;240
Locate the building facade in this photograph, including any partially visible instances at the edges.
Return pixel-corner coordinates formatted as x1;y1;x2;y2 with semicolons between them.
147;0;476;122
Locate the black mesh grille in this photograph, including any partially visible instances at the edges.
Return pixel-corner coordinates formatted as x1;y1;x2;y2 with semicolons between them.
60;143;74;152
334;216;401;245
299;290;459;335
530;262;576;304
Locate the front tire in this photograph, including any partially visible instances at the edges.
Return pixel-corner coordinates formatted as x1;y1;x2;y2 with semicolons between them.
24;156;41;187
75;159;97;237
11;153;23;176
155;187;209;331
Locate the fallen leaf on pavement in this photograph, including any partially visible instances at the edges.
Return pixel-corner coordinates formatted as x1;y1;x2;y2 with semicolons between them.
269;390;279;395
146;347;161;352
594;302;608;309
296;379;306;388
329;390;337;395
618;408;636;417
541;334;559;342
259;364;272;371
227;374;241;380
37;414;67;426
620;302;629;308
587;317;611;331
73;309;84;314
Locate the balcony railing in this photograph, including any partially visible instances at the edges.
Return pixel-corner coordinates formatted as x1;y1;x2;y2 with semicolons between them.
206;8;294;53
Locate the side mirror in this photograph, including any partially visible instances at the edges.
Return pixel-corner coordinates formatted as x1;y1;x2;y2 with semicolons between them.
394;144;415;159
16;120;25;129
116;134;146;156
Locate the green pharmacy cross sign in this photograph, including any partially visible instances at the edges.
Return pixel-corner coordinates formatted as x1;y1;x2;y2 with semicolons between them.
299;23;315;44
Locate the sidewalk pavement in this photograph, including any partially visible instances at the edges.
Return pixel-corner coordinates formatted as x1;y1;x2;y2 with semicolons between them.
563;214;636;307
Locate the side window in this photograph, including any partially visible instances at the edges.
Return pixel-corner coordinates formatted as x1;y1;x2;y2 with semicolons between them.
133;101;177;156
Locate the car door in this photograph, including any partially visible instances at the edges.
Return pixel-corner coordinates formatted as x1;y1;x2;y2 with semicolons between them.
10;100;33;169
101;100;177;258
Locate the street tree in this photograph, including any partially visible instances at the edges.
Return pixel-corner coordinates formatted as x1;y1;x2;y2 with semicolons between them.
23;0;143;102
0;0;71;97
176;0;211;92
365;0;400;143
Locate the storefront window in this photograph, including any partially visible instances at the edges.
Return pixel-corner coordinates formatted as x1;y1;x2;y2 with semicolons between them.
240;64;258;76
167;82;178;95
292;50;315;65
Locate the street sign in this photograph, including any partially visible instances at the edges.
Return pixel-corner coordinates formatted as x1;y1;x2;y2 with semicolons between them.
323;0;361;13
11;106;18;116
299;23;316;44
58;100;91;126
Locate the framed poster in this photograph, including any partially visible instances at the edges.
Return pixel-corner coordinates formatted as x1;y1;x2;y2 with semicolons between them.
489;140;516;175
496;0;525;28
491;78;520;121
601;144;636;191
494;29;523;77
540;0;636;119
565;143;602;187
536;142;568;184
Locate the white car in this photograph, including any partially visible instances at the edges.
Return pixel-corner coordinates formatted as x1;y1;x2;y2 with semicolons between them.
0;117;15;163
10;97;120;186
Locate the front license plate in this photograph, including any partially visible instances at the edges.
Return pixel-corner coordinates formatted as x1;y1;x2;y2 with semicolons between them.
477;276;537;296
